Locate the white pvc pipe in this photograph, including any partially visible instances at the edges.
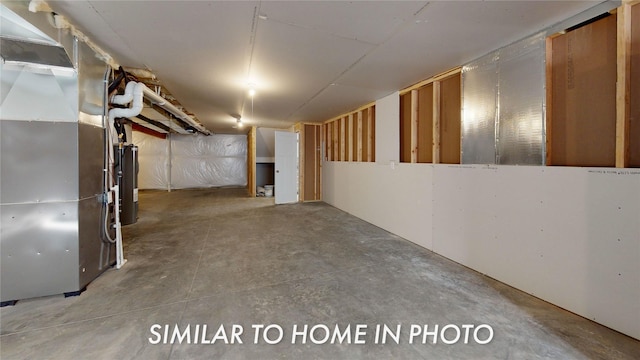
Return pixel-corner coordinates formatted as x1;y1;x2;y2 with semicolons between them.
111;81;137;105
112;184;127;269
109;82;144;128
141;85;211;135
106;81;144;270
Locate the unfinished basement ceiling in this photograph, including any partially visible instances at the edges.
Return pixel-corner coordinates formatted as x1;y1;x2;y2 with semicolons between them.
44;0;604;134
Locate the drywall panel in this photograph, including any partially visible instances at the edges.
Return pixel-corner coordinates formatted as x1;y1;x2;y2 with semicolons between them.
432;165;498;272
322;161;433;250
324;162;640;339
376;91;400;165
549;14;617;166
431;165;640;339
256;127;276;163
539;167;640;338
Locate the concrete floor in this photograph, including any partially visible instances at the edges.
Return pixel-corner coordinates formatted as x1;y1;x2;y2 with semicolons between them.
1;188;638;359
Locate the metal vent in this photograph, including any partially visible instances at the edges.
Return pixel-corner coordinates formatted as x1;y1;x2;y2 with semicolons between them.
0;37;73;68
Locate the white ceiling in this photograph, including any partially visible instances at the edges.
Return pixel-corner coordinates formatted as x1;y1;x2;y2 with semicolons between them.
45;0;603;134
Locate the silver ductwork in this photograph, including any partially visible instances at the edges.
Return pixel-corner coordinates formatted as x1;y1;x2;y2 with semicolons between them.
0;4;114;303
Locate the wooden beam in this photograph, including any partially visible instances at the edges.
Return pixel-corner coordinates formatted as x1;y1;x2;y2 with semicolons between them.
616;2;632;168
333;120;339;161
348;113;354;161
432;81;441;164
340;117;346;161
316;125;322;200
298;126;305;201
545;36;554;166
357;111;363;162
367;107;374;162
327;123;332;161
410;90;419;163
324;101;376;124
400;67;462;95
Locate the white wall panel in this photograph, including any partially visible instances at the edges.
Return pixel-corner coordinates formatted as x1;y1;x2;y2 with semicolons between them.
539;168;640;338
323;161;433;250
375;92;400;165
324;162;640;340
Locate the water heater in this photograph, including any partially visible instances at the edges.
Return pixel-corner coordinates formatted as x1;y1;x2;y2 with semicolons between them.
115;144;138;225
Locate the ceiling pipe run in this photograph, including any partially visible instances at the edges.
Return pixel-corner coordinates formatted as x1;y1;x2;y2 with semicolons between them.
141;86;211;135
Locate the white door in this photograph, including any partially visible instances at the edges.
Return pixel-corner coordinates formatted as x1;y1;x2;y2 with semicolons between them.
275;131;299;204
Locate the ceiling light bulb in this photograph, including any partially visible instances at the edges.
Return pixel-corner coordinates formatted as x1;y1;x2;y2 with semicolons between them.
237;118;243;128
248;88;256;97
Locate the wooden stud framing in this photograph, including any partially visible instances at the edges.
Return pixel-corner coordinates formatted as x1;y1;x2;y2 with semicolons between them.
400;93;412;162
297;125;305;201
351;113;358;161
617;2;632;167
348;114;354;161
327;122;333;161
367;107;374;162
400;67;462;95
439;73;461;164
335;119;339;161
357;111;363;162
362;108;370;162
410;90;419;163
325;102;376;124
432;80;441;164
417;84;434;163
322;105;375;163
317;124;322;199
340;117;346;161
545;36;554;165
304;124;320;201
630;2;640;167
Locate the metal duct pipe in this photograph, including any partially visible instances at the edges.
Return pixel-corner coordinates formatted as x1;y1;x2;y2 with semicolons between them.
141;85;211;135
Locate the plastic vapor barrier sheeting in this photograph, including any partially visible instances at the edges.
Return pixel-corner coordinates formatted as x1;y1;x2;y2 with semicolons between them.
133;132;247;189
462;33;545;165
134;132;169;189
